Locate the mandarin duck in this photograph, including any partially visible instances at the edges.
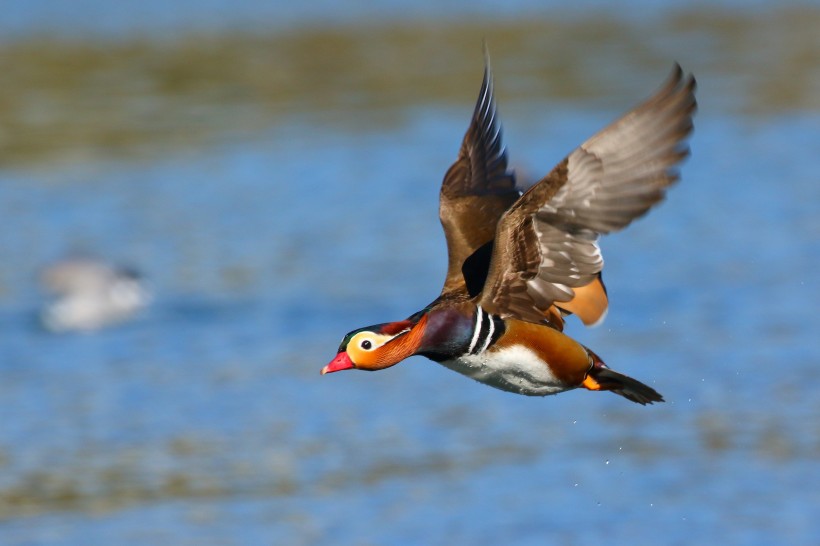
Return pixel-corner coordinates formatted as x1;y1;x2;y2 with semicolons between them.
322;53;696;404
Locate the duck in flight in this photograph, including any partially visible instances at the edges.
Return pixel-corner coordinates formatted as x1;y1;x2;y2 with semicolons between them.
322;53;696;405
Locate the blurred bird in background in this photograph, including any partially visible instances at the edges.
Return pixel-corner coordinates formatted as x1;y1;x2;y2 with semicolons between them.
38;255;151;333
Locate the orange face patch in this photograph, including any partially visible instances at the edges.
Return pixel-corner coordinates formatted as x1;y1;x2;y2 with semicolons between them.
346;315;428;370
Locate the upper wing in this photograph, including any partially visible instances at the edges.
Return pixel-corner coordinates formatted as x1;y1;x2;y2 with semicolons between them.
478;65;697;324
438;52;520;298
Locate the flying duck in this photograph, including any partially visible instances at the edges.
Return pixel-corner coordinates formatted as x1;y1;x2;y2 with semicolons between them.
322;53;696;404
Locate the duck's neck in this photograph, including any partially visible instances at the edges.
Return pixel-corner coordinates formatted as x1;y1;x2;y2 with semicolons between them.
418;304;503;362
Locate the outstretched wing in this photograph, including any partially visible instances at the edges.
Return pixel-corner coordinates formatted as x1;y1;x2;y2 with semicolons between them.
478;65;697;324
438;51;519;298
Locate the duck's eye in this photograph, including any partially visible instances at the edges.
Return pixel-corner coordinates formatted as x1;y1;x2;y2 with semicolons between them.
361;340;372;350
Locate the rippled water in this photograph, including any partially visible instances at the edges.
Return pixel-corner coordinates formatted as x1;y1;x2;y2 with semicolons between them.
1;2;818;545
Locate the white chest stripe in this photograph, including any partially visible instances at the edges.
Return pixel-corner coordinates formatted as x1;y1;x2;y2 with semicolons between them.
468;306;484;354
480;313;495;353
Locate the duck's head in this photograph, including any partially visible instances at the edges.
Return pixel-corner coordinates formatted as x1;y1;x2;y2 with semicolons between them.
321;315;428;375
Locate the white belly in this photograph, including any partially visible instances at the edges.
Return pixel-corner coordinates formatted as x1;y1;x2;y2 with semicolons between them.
440;345;571;397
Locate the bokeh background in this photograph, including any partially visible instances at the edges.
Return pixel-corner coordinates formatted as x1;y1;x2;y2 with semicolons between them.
1;1;818;544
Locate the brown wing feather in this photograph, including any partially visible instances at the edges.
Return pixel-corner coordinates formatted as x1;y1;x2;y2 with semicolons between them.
479;65;696;324
438;52;519;297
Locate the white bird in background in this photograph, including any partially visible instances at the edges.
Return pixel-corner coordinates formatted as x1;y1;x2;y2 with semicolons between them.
39;256;151;333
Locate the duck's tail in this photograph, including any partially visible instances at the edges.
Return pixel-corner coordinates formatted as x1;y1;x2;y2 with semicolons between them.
581;349;664;405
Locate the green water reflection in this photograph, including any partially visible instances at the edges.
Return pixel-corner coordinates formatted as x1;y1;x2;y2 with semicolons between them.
0;6;817;168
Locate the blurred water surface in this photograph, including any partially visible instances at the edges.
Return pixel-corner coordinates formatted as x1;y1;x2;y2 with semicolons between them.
0;1;819;545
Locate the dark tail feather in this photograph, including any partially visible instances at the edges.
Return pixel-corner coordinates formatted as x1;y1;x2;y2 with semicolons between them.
590;367;664;405
582;348;663;405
